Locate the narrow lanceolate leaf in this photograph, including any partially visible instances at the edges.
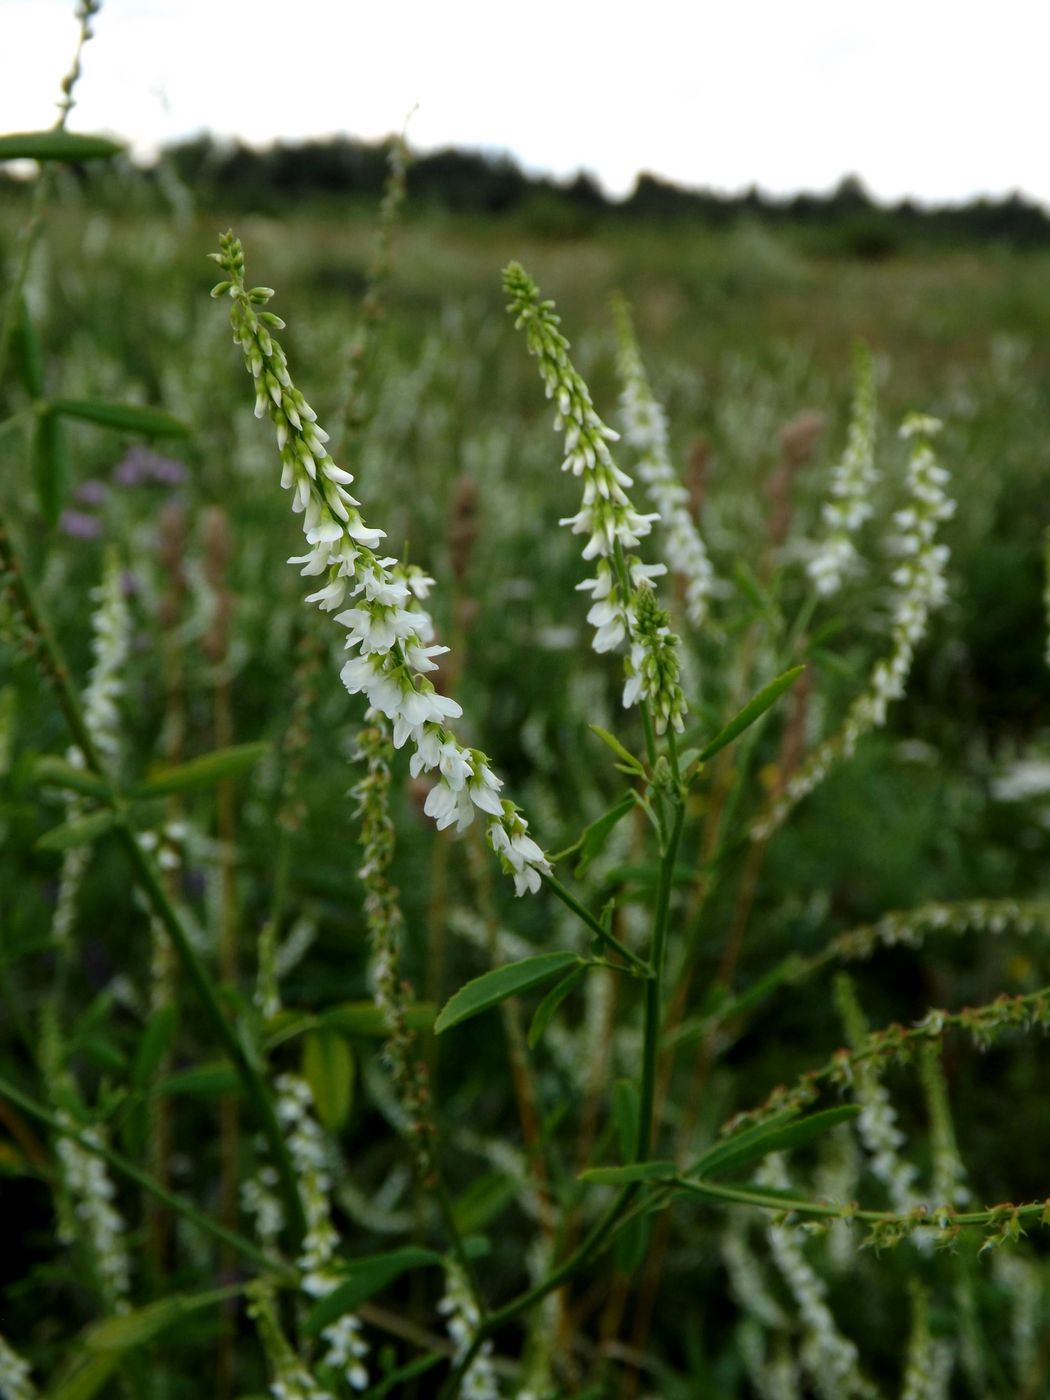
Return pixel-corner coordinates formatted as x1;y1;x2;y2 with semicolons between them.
687;1105;860;1180
265;1001;436;1049
302;1029;354;1132
48;398;189;438
573;793;638;877
527;965;585;1048
131;1005;180;1090
32;406;67;527
588;725;646;775
697;665;805;763
435;952;581;1034
36;808;115;852
11;293;43;398
0;130;124;162
613;1079;640;1163
46;1289;233;1399
580;1160;677;1186
32;754;113;800
156;1063;238;1099
128;742;269;798
303;1248;443;1335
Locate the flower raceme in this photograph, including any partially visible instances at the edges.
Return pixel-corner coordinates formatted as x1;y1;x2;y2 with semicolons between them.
503;262;687;735
613;296;716;629
210;232;550;895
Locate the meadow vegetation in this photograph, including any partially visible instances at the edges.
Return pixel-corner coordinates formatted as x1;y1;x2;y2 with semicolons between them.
1;16;1050;1399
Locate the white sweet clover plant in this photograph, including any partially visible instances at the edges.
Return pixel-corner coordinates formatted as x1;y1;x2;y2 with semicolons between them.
503;262;686;736
755;413;954;838
613;296;715;629
211;233;550;896
53;549;129;946
807;341;878;597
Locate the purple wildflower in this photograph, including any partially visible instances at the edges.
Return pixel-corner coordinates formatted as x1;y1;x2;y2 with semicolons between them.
59;510;103;540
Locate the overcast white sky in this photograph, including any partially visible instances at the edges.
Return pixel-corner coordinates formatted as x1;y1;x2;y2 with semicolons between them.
4;0;1049;206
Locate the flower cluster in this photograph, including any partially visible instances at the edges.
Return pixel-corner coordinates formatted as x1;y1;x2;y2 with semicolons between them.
248;1283;333;1400
835;977;919;1215
76;546;129;770
503;262;687;733
0;1331;36;1400
757;1156;877;1400
351;723;436;1179
900;1287;953;1400
212;232;550;897
53;550;130;948
624;586;686;734
807;342;878;596
275;1074;369;1388
438;1260;500;1400
823;897;1050;969
54;1115;131;1311
919;1047;970;1213
613;297;715;628
754;415;953;839
245;1076;368;1390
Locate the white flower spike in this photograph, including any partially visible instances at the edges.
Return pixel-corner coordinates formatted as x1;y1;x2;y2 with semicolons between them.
213;232;550;896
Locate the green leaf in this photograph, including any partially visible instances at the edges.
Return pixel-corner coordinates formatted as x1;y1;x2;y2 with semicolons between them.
131;1005;179;1090
71;1032;127;1075
588;725;645;775
553;792;637;871
688;1105;860;1180
36;808;115;852
44;1352;117;1400
11;294;43;398
32;406;67;527
303;1248;442;1335
48;397;189;438
157;1063;238;1099
527;965;584;1048
46;1290;230;1399
31;755;112;800
302;1029;354;1132
452;1171;516;1235
323;1000;434;1036
733;561;778;615
128;743;269;798
580;1161;677;1186
0;130;124;162
697;666;804;763
265;1000;435;1049
614;1212;650;1275
575;793;638;877
435;952;580;1034
613;1079;639;1164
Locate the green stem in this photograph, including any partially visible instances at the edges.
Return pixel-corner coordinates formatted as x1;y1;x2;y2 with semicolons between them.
442;783;686;1397
672;1175;1048;1230
542;873;652;976
0;1071;296;1284
0;517;307;1250
434;1177;486;1319
636;797;685;1162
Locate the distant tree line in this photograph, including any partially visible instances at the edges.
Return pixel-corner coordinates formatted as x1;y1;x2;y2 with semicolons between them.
15;132;1050;254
